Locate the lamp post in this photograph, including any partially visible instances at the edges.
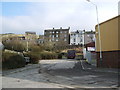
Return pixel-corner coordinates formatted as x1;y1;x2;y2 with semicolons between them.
86;0;102;62
26;35;29;52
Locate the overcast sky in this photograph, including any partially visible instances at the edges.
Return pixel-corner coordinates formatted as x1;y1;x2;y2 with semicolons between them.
1;0;119;35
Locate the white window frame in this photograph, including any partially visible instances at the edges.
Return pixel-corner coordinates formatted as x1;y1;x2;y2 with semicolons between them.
64;38;67;41
56;34;58;37
56;39;58;41
64;34;67;37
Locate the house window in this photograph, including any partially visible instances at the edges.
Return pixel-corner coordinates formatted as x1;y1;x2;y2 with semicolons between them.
80;39;82;42
52;35;54;38
56;35;58;37
56;31;59;33
74;38;76;42
64;31;67;33
60;31;62;33
52;38;54;41
64;38;67;41
64;34;67;37
87;35;90;37
56;39;58;41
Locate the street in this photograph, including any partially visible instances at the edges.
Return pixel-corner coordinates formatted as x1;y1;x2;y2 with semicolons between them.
2;59;119;89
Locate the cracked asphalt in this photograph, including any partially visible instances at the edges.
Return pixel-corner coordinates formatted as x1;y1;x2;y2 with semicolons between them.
2;59;120;89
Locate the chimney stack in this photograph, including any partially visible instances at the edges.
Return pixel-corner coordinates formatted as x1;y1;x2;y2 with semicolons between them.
68;27;70;30
60;27;62;29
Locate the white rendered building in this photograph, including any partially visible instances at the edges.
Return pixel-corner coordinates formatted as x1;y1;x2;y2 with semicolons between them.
70;30;95;45
70;30;84;45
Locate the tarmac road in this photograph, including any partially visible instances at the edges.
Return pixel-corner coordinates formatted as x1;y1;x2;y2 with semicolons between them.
40;59;119;88
2;59;119;89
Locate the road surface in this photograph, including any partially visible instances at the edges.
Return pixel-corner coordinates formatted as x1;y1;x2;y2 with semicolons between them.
2;59;119;89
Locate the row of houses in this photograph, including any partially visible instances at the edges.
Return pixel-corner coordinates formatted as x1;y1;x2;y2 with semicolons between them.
43;15;120;68
2;15;119;68
43;27;95;46
1;32;39;49
1;29;95;49
2;32;38;41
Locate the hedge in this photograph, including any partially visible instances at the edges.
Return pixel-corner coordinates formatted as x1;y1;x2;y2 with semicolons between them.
24;51;58;63
2;52;26;69
40;52;58;59
24;52;41;64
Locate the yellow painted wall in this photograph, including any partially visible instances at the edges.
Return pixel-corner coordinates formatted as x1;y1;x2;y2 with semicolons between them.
95;16;119;52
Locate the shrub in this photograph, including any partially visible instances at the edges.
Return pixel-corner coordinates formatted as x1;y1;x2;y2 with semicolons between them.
24;51;58;63
30;45;43;52
57;53;62;59
24;52;41;64
2;52;14;62
3;40;25;52
40;52;58;59
2;52;26;69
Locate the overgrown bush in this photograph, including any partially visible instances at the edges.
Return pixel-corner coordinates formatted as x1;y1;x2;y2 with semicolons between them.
3;40;26;52
57;53;62;59
40;51;58;59
30;45;43;52
25;51;58;61
2;52;26;69
24;52;41;64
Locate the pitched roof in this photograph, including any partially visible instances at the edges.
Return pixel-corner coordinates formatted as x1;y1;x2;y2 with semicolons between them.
85;42;95;47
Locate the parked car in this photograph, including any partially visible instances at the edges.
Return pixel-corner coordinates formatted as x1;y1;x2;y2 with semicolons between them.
67;50;76;59
19;52;30;64
24;57;30;64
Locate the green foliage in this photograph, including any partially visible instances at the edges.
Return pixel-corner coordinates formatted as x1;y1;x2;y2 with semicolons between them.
3;40;25;52
24;52;41;64
24;44;46;63
13;41;25;52
40;51;58;59
24;51;58;63
2;51;26;69
57;53;62;59
43;42;55;51
44;46;53;51
30;45;43;52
